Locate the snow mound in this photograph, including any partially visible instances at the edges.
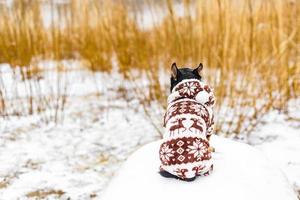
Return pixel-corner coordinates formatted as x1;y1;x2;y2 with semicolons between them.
102;135;297;200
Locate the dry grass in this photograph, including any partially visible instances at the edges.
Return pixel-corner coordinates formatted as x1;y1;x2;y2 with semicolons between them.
26;188;65;199
0;179;9;189
0;173;18;190
0;0;299;135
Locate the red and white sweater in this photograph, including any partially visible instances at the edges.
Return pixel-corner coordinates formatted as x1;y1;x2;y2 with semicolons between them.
159;79;215;179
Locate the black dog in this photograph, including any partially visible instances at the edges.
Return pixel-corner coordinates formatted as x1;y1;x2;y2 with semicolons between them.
170;63;203;92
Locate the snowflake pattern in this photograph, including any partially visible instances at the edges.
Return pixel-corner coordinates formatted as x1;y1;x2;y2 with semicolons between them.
160;137;210;165
187;139;207;160
159;144;174;164
180;82;198;96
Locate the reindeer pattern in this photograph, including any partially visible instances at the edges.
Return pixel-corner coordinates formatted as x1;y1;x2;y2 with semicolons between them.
165;100;212;138
169;118;187;136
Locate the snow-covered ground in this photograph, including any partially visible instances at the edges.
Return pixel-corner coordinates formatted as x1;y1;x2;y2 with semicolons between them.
0;99;158;199
0;65;299;199
246;100;300;193
102;135;298;200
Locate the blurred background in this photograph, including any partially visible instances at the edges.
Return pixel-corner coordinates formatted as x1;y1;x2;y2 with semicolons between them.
0;0;299;199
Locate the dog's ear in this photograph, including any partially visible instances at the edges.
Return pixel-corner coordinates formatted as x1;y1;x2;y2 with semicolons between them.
193;63;203;76
171;62;179;80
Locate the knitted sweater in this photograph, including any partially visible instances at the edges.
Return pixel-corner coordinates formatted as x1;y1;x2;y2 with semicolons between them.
159;79;215;179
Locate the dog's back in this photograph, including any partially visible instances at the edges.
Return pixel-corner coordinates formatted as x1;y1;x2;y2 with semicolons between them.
159;63;215;181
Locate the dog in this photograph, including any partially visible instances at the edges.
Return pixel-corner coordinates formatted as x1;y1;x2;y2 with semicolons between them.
158;63;215;181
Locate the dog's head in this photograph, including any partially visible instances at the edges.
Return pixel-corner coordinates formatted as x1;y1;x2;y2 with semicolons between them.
170;63;203;92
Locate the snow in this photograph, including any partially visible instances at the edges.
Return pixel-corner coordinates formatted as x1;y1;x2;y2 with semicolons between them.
1;99;299;200
246;107;300;190
0;64;299;199
102;135;298;200
0;64;159;199
0;107;159;199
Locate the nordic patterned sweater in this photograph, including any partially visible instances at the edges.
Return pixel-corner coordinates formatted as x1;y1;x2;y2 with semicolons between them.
159;79;215;179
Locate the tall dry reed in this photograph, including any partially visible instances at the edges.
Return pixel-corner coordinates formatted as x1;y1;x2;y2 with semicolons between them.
0;0;299;136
